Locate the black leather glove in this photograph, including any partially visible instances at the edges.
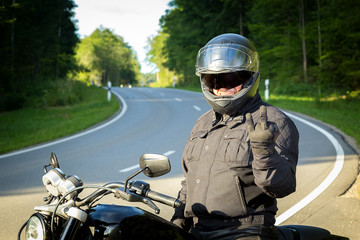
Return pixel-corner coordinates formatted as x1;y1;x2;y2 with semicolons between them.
171;203;193;231
246;105;280;156
171;217;193;231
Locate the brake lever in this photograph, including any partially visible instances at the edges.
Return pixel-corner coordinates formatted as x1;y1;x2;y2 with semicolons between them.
114;188;160;214
140;196;160;214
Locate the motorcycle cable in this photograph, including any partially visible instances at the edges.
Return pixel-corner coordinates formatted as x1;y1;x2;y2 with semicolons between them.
50;185;117;240
17;222;27;240
88;192;109;208
17;195;55;240
76;182;125;207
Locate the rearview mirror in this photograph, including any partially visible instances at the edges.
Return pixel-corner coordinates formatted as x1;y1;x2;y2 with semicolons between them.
50;152;60;169
139;154;171;177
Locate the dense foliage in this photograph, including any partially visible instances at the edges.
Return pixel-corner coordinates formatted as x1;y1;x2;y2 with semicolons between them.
146;31;177;87
74;27;141;87
0;1;141;112
0;0;79;111
154;0;360;96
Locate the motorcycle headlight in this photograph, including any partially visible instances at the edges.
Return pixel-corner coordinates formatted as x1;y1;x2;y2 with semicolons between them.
25;213;48;240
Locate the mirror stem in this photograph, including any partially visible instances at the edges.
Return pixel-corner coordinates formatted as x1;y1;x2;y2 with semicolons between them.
123;168;148;192
43;164;51;173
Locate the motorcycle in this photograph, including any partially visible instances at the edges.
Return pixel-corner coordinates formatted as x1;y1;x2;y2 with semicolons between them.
18;152;348;240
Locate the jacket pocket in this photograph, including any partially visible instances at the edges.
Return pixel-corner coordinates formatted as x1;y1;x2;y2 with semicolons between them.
235;176;249;216
222;129;250;166
185;130;207;162
204;164;249;217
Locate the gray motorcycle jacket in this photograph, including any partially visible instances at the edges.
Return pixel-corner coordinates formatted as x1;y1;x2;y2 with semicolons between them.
172;94;299;229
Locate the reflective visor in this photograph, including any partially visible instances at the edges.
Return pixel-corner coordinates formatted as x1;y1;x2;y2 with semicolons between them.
195;43;259;76
201;71;252;90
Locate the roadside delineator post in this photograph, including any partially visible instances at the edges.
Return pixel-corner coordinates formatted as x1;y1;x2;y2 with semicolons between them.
265;79;269;101
107;81;112;102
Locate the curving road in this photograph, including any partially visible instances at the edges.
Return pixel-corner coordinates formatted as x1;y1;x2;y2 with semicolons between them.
0;87;357;239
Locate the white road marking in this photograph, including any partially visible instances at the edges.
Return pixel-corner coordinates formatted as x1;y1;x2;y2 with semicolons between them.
0;90;128;159
175;98;182;102
275;111;345;225
163;150;176;156
119;164;140;173
193;105;201;111
119;150;176;173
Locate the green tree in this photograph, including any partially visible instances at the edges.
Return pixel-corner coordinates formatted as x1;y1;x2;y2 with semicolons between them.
159;0;252;86
159;0;219;86
75;27;141;87
247;0;303;92
146;31;178;87
0;0;78;111
141;72;156;86
157;0;359;96
318;0;360;92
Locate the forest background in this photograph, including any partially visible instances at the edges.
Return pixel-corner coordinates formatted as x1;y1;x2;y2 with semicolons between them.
148;0;359;97
0;0;359;147
1;0;359;109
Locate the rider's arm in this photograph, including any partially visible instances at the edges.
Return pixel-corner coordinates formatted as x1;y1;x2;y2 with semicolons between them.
252;114;299;198
171;158;193;230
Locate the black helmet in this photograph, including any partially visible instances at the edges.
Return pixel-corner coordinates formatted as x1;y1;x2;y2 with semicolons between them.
195;33;260;115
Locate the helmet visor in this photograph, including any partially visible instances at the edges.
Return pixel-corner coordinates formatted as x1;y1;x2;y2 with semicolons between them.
196;43;259;76
201;71;253;90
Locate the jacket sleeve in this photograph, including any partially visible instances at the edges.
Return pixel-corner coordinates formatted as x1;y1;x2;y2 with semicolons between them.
252;115;299;198
171;178;193;230
171;140;193;230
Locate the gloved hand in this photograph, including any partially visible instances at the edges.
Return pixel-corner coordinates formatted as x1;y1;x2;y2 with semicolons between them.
246;105;280;156
172;218;186;229
171;218;193;231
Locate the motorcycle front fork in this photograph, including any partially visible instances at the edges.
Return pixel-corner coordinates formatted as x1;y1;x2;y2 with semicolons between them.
59;217;81;240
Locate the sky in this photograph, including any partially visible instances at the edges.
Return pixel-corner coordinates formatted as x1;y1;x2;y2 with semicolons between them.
73;0;171;74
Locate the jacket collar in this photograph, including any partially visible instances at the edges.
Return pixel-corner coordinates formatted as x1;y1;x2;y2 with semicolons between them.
212;93;262;126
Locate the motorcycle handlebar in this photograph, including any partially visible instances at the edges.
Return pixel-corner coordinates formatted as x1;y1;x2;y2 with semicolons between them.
77;181;182;209
145;189;183;208
77;182;125;206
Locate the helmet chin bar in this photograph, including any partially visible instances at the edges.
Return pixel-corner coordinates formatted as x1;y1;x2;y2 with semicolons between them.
214;99;231;107
201;72;260;116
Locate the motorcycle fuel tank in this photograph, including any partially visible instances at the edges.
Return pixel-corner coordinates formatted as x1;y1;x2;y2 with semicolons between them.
86;204;195;240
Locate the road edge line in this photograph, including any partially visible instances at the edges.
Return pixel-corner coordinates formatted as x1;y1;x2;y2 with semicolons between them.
275;111;345;225
0;90;127;159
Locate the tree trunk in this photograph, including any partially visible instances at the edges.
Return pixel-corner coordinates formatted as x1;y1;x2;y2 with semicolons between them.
11;0;16;78
300;0;307;83
239;0;243;35
317;0;322;96
56;25;61;78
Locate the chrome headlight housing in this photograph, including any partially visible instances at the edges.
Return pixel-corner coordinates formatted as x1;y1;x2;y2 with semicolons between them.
25;213;49;240
42;168;66;196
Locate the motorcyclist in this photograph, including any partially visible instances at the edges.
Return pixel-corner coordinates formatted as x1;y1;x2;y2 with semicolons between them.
171;33;299;240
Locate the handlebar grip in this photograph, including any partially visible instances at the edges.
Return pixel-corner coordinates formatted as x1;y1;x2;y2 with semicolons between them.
146;190;183;208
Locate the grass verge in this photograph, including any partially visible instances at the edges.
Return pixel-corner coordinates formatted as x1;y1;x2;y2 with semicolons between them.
267;95;360;148
0;86;119;154
268;95;360;199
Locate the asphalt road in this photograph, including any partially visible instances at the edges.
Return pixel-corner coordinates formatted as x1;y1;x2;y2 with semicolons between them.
0;87;357;239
